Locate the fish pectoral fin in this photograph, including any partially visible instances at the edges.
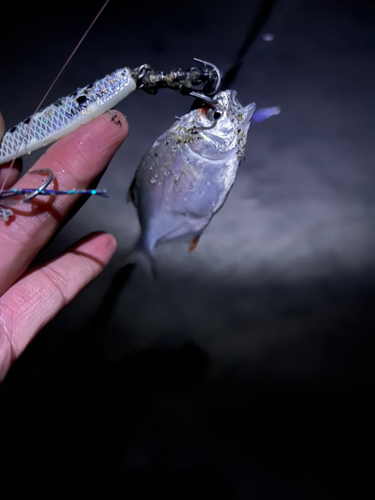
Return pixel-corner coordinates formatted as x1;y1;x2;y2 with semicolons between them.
127;178;137;205
189;234;201;253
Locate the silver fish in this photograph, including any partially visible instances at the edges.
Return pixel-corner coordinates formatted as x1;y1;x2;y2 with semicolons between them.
127;89;255;274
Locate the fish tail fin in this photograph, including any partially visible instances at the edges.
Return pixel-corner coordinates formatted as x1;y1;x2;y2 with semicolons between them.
124;238;157;280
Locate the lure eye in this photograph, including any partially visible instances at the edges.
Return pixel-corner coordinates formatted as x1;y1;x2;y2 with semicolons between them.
213;110;222;120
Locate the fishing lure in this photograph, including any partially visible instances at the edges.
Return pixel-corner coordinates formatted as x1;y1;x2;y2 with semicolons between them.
0;168;107;222
0;61;220;165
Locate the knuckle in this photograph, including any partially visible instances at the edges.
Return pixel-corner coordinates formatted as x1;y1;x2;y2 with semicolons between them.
38;265;70;309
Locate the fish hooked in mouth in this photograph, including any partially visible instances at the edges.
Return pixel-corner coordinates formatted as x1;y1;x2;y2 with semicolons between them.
126;89;256;276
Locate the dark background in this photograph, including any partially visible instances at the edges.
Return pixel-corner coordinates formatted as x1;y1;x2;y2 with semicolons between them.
0;0;374;497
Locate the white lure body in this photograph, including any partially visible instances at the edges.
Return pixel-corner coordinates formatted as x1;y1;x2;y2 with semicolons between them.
0;68;136;165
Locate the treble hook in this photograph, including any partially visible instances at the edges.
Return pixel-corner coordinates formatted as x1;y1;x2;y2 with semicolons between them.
0;168;108;222
23;169;54;201
189;92;218;106
188;61;222;111
192;58;221;95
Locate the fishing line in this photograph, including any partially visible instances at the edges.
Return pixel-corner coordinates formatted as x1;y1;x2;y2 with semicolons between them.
190;0;278;111
221;0;279;90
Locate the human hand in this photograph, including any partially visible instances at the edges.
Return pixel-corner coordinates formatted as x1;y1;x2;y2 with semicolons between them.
0;110;128;380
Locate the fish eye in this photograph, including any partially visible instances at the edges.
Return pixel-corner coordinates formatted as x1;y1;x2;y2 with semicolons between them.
208;107;223;122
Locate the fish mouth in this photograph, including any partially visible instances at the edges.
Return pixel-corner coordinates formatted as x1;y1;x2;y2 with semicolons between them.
242;102;256;126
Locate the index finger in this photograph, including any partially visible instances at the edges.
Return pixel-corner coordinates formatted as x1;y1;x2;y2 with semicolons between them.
0;110;128;296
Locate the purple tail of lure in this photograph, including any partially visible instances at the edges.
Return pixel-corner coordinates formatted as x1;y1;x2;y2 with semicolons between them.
252;106;280;123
